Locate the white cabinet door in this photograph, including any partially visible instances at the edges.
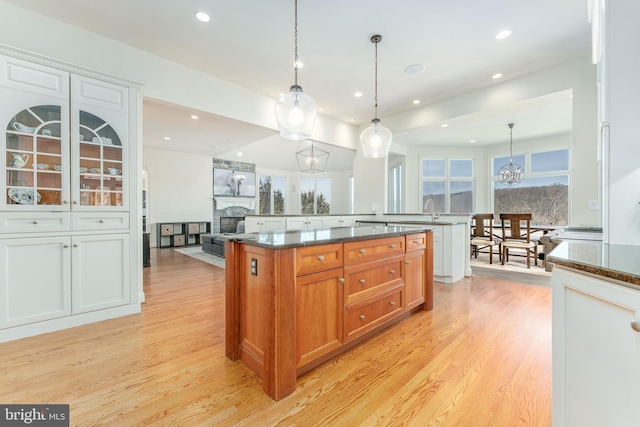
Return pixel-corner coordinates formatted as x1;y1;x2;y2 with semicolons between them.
552;267;640;427
286;217;308;230
0;236;71;328
306;217;325;229
71;234;130;314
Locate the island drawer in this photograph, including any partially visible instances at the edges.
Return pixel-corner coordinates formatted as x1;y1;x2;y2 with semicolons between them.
343;255;404;305
343;236;405;266
344;286;404;342
406;233;427;252
296;243;343;275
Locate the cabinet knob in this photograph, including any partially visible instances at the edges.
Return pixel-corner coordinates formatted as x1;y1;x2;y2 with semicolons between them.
99;219;104;223
32;220;38;224
339;278;345;283
359;249;366;255
72;201;78;205
359;315;365;320
390;269;396;274
405;260;410;265
63;244;69;248
63;200;69;204
389;244;396;249
73;243;78;248
389;301;396;306
359;278;366;284
413;240;420;244
318;255;325;261
631;319;640;332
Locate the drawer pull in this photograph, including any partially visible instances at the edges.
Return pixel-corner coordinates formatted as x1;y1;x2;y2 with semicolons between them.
359;249;366;255
390;269;396;274
318;255;325;261
32;220;38;224
389;301;396;306
389;244;396;249
413;240;420;244
359;278;366;284
359;315;365;320
631;320;640;332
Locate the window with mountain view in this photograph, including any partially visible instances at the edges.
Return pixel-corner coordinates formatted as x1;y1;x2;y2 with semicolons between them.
421;158;475;213
493;148;569;225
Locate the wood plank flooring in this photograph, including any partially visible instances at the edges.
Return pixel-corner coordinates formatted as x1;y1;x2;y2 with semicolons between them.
0;248;551;426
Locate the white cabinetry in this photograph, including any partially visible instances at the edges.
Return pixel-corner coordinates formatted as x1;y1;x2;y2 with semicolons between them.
552;267;640;427
244;216;286;233
591;0;640;244
286;216;325;230
0;48;140;342
323;216;356;227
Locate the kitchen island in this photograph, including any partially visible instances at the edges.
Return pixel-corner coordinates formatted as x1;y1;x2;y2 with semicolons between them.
548;242;640;426
221;226;433;400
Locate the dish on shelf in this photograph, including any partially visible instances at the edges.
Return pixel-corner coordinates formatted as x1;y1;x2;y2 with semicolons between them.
12;122;35;133
79;167;88;173
91;137;113;145
8;188;42;204
89;167;101;174
36;163;49;170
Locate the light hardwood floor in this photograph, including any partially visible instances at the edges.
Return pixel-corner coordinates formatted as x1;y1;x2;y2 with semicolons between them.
0;248;551;426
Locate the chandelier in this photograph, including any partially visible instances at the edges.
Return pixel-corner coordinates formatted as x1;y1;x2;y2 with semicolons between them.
498;123;524;186
296;140;329;173
360;34;392;158
274;0;317;140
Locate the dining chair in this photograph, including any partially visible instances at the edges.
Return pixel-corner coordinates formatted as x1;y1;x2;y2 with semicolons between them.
499;213;538;268
470;213;499;264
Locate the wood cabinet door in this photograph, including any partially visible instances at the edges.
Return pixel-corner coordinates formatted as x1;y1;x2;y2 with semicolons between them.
404;250;425;309
296;268;344;368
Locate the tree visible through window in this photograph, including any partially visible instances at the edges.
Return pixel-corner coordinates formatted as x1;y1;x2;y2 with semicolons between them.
259;175;285;215
421;158;474;213
300;177;331;214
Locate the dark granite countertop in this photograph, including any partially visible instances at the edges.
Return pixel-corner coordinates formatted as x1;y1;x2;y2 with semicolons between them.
356;219;468;226
548;241;640;287
243;213;376;217
216;225;431;249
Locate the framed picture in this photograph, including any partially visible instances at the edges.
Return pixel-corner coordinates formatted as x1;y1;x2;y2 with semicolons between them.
213;169;256;197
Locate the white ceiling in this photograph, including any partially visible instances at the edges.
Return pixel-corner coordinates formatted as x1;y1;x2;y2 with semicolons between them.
5;0;591;164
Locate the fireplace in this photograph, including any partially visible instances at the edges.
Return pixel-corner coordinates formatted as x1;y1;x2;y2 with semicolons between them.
220;216;244;234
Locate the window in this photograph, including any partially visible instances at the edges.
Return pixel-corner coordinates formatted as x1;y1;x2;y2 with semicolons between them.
492;148;569;225
300;177;331;214
389;162;402;213
259;175;285;215
421;158;474;213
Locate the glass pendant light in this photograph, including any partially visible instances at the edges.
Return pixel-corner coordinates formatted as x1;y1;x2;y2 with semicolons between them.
360;34;392;158
498;123;524;186
274;0;317;140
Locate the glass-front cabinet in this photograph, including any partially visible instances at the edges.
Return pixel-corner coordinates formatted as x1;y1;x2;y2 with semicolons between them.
2;71;128;211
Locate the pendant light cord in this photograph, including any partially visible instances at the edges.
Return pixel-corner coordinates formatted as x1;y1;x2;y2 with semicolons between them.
374;38;379;119
508;123;514;162
294;0;299;87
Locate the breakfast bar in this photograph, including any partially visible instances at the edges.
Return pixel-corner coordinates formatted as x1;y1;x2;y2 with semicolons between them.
221;226;433;400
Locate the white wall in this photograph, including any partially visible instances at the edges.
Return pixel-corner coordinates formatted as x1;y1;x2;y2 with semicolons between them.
143;148;213;247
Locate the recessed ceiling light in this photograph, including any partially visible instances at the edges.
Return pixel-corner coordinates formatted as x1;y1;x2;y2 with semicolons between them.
354;92;363;97
237;152;243;157
164;136;171;141
496;30;512;40
191;115;199;120
349;118;355;122
412;99;421;105
195;11;211;23
441;124;449;128
492;73;503;79
469;139;476;143
404;64;425;75
318;107;324;112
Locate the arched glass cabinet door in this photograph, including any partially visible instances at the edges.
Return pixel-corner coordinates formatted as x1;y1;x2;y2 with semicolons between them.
77;111;123;208
5;105;65;208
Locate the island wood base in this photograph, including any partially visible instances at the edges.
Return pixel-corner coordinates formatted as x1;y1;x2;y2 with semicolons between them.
225;231;433;400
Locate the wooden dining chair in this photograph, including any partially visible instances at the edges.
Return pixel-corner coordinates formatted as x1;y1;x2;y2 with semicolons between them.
499;213;538;268
470;213;499;264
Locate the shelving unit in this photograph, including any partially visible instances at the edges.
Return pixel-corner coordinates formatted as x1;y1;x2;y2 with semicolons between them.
157;221;211;248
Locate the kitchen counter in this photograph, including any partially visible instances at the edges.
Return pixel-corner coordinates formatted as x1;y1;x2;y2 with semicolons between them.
548;241;640;287
217;225;430;249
